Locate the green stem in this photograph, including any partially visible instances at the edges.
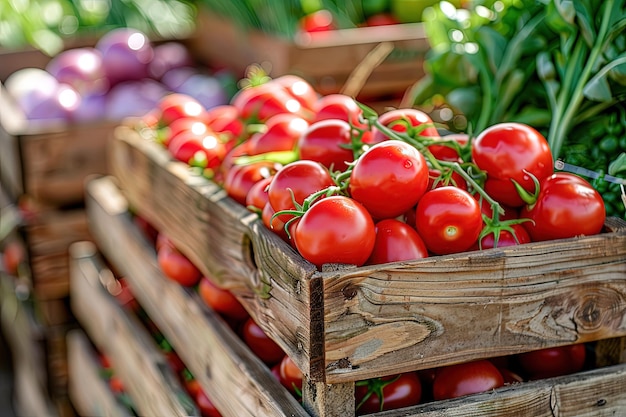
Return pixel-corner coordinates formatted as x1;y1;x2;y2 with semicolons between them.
548;0;614;160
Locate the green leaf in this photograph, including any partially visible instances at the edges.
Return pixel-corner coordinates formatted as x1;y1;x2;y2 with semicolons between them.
583;53;626;101
572;0;595;47
608;153;626;176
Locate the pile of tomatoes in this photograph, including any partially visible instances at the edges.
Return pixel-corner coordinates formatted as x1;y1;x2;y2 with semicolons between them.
139;69;606;271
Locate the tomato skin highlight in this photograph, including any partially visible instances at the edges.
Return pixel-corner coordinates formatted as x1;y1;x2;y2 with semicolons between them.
294;196;376;269
240;317;285;366
267;160;334;212
520;173;605;241
298;119;355;172
472;123;553;207
432;360;504;401
415;187;483;255
349;140;429;219
366;219;428;265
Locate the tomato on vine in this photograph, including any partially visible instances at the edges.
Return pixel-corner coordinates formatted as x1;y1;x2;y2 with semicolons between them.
355;373;422;415
432;360;504;401
366;219;429;265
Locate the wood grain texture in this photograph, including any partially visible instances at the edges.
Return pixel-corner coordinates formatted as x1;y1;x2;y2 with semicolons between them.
67;329;132;417
110;128;320;378
69;241;199;417
83;177;310;417
110;127;626;385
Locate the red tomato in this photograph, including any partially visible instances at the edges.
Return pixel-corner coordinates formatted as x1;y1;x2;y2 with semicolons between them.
432;360;504;401
184;376;202;398
355;373;422;415
167;128;226;169
273;74;318;113
516;343;586;380
298;119;355;172
157;245;202;287
240;317;285;366
300;9;336;33
313;94;366;129
415;186;483;255
198;276;249;322
276;354;303;396
1;240;26;276
267;160;335;212
108;375;125;394
366;219;429;265
245;175;273;212
223;161;279;206
349;140;429;219
472;123;554;207
261;202;291;242
247;113;309;155
196;387;223;417
474;223;532;250
232;82;307;123
161;117;209;147
520;173;605;241
365;13;401;26
428;133;469;162
203;104;244;139
370;108;439;144
112;277;139;312
293;196;376;269
158;93;206;126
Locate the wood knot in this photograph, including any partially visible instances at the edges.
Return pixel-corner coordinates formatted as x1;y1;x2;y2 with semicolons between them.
342;284;358;300
579;299;601;326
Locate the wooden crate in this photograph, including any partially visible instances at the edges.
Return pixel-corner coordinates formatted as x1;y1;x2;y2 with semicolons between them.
0;274;59;417
108;126;626;385
69;237;310;417
0;83;117;207
66;329;133;417
187;8;428;99
84;175;626;417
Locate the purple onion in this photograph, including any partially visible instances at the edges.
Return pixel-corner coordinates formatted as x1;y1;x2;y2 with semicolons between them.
149;42;195;80
45;47;109;95
105;79;168;120
175;73;227;110
95;28;154;86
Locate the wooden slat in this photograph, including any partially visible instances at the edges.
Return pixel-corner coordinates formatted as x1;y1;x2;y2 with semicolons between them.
67;329;132;417
80;183;310;417
110;126;626;384
69;241;198;417
109;129;319;379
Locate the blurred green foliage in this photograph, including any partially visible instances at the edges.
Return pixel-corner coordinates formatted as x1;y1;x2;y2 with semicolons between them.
0;0;197;56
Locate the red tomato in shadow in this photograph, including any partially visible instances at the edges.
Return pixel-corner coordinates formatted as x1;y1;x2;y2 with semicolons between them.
432;360;504;401
355;373;422;415
516;343;586;380
276;354;303;396
240;317;285;366
196;387;223;417
366;219;428;265
198;276;249;322
157;244;202;287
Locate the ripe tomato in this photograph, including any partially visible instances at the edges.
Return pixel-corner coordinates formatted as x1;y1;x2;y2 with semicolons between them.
432;359;504;401
298;119;355;172
1;240;26;276
245;175;272;212
428;167;467;191
370;108;439;144
366;219;429;265
349;140;429;219
276;354;303;396
415;186;483;255
267;160;334;212
232;82;307;123
293;196;376;269
158;93;206;126
516;343;586;380
261;202;291;242
520;173;605;241
240;317;285;366
161;116;209;147
157;244;202;287
428;133;469;162
223;161;279;206
198;276;249;322
108;374;125;394
299;9;336;33
247;113;309;155
473;223;532;250
167;128;226;169
273;74;318;113
203;104;244;140
196;387;223;417
313;94;366;129
355;373;422;415
472;123;554;207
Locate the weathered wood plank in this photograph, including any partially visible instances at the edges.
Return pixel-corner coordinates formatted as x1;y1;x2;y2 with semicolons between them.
67;329;133;417
83;177;311;417
69;241;199;417
109;129;320;378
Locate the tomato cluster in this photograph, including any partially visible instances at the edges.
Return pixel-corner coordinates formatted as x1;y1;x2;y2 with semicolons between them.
141;71;607;271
